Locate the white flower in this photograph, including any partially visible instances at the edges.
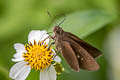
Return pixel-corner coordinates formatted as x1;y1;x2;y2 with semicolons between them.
9;30;61;80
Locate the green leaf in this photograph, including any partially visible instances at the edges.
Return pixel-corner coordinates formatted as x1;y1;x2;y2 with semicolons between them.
48;10;114;38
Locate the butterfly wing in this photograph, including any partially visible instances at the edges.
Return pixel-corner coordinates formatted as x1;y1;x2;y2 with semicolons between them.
69;39;99;71
65;32;102;58
59;41;80;71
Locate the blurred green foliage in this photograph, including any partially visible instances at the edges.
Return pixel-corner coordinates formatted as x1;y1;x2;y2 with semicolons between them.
0;0;119;80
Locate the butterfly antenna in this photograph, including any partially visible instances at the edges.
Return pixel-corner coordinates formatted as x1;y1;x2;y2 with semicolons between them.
58;14;66;26
47;11;57;26
47;11;66;27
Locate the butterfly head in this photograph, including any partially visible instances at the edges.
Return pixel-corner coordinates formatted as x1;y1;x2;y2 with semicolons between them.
53;26;63;35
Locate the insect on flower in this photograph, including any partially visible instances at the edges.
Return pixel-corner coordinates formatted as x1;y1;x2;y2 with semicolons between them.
47;11;102;72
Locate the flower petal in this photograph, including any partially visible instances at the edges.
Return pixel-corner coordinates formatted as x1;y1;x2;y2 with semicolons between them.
14;43;26;53
40;32;49;44
54;56;61;63
12;43;26;62
40;65;56;80
28;30;41;44
12;56;24;62
28;30;49;44
12;53;24;62
9;61;31;80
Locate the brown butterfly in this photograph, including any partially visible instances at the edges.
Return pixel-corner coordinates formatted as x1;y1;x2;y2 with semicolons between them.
52;26;102;72
47;11;102;71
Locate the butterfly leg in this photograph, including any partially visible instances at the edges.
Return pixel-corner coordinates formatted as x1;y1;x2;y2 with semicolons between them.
47;42;58;70
47;41;60;60
47;42;55;50
47;48;60;70
53;49;61;61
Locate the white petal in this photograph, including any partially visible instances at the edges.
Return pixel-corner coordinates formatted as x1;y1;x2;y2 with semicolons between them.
13;53;24;58
14;43;26;53
47;65;56;80
40;65;56;80
54;56;61;63
12;52;25;62
12;57;24;62
28;30;49;45
39;30;48;40
13;43;26;62
28;30;41;44
40;32;49;44
9;61;31;80
12;53;24;62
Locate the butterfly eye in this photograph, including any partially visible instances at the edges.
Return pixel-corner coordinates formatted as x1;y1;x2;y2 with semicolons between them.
56;30;60;34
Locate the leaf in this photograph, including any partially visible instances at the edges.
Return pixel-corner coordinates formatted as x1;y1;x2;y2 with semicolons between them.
48;10;115;38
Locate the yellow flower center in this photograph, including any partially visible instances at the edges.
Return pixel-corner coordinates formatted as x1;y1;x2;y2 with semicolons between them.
23;40;54;71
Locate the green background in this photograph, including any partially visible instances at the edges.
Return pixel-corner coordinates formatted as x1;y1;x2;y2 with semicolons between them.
0;0;120;80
